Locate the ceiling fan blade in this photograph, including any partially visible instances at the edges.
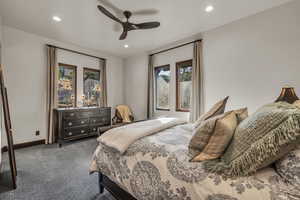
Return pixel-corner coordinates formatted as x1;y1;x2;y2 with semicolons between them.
97;5;123;24
119;30;128;40
132;22;160;30
132;9;159;16
98;0;124;16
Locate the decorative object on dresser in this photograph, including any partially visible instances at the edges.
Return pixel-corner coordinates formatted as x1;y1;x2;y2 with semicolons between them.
275;87;299;104
54;107;111;147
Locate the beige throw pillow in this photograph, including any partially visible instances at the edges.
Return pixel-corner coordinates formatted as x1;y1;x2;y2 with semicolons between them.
189;113;227;156
192;111;238;162
193;96;229;129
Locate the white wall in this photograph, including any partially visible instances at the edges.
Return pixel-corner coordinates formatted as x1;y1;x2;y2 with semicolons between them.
0;16;2;48
124;0;300;120
0;15;3;168
2;26;124;145
124;54;148;120
0;16;2;49
202;0;300;113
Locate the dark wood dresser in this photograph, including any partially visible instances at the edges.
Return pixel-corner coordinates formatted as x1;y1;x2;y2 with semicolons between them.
54;107;111;147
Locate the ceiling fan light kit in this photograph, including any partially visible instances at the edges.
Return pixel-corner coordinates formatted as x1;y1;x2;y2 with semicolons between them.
97;5;160;40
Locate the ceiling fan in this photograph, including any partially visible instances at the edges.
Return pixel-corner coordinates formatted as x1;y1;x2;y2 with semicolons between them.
97;4;160;40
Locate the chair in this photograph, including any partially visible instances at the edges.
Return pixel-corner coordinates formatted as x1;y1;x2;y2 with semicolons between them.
112;105;134;125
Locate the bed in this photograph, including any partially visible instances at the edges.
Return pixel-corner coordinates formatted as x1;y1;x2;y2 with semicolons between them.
90;123;297;200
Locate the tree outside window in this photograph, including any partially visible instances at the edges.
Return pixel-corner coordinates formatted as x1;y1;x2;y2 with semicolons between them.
155;65;170;110
176;60;192;112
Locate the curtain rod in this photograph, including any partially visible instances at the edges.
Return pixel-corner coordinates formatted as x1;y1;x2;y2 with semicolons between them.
46;44;106;61
149;39;202;56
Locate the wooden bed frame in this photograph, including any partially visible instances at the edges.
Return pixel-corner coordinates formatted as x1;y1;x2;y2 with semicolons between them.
98;172;137;200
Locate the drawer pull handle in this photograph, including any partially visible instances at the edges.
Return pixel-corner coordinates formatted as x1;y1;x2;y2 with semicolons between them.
68;122;73;126
68;132;73;136
70;113;75;116
81;130;85;133
93;128;96;131
81;121;85;124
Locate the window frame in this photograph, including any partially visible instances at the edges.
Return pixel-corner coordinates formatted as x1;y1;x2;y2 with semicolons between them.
57;63;77;108
154;64;171;111
176;59;193;112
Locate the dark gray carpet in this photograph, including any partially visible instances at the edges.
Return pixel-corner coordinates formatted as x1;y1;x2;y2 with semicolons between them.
0;138;115;200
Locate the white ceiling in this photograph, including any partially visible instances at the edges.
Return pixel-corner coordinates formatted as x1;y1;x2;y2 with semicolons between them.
0;0;293;58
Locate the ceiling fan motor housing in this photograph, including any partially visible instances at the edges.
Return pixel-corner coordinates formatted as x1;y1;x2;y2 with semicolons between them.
124;11;132;19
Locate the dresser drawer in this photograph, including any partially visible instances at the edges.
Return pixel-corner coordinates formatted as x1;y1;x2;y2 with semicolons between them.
88;110;100;117
63;111;77;119
63;126;90;139
77;111;90;118
90;126;99;133
63;111;90;119
88;109;110;117
64;118;89;128
98;108;111;116
90;117;110;126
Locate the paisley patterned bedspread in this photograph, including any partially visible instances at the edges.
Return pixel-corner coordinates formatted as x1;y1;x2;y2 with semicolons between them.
90;124;299;200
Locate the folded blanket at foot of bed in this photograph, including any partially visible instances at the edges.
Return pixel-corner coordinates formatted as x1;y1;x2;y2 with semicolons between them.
98;117;186;154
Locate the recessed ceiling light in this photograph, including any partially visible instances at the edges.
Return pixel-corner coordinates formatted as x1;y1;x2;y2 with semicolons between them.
205;5;214;13
124;44;129;48
52;16;62;22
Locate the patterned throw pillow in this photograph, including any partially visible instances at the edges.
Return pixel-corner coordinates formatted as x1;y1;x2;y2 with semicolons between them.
189;113;227;156
193;96;229;129
275;145;300;188
192;111;238;162
204;102;300;177
189;108;245;158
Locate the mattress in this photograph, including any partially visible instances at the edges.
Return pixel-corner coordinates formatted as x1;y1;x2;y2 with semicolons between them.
90;124;298;200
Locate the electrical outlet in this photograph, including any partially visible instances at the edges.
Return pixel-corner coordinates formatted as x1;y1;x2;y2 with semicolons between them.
35;130;40;136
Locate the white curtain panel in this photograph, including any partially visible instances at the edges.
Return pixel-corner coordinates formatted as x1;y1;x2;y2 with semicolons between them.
147;55;154;119
99;59;108;107
46;46;58;144
190;41;204;122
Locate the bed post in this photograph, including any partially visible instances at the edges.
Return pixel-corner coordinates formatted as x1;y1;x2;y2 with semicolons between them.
98;172;104;194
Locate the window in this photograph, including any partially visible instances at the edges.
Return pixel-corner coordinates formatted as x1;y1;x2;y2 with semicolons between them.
176;60;193;112
83;68;101;106
58;63;77;108
155;65;170;110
